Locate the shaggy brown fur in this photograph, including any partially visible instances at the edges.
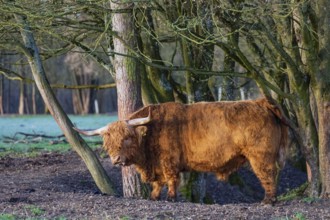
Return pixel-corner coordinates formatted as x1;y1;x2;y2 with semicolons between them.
102;98;288;204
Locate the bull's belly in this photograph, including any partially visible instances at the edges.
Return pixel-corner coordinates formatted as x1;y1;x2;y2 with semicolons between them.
187;160;220;172
186;155;247;175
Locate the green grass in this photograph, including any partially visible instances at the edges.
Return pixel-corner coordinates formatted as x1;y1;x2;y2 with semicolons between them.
293;212;307;220
0;114;117;157
0;214;16;220
278;182;308;201
25;205;45;216
0;139;102;157
0;213;68;220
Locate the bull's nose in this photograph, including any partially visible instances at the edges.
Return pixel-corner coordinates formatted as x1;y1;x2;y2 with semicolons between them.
112;155;121;165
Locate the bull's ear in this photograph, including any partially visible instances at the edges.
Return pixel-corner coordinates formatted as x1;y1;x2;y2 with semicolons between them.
135;126;148;137
135;126;148;145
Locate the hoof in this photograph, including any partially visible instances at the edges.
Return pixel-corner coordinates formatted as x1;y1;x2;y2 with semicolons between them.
166;196;177;202
262;197;277;206
150;195;160;201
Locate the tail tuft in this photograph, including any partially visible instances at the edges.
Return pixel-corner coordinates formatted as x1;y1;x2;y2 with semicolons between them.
278;124;288;169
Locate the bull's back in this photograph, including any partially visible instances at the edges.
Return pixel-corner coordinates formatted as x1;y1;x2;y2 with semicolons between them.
181;100;283;172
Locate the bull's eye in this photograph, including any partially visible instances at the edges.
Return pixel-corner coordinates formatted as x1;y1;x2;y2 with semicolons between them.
123;138;132;146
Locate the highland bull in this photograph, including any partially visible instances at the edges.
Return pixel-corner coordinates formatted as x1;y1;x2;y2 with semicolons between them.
74;98;288;204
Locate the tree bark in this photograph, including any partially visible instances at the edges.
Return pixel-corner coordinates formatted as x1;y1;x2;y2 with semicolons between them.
72;73;91;114
31;84;36;114
316;99;330;198
14;14;116;195
314;0;330;198
0;74;3;114
18;81;24;115
223;34;238;101
274;2;321;196
140;9;174;103
181;39;195;103
110;0;149;198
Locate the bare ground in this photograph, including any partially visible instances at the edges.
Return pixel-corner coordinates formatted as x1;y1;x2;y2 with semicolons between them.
0;151;329;220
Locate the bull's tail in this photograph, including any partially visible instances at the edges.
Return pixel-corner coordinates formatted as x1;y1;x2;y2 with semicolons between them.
278;122;288;169
259;98;288;168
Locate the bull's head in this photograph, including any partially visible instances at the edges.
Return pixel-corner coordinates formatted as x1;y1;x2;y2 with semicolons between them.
73;109;151;166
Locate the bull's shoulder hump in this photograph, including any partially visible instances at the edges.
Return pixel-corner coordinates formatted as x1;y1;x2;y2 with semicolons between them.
128;105;154;119
128;102;185;119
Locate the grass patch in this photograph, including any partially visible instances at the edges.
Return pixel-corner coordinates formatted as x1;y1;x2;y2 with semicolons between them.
25;205;45;216
0;140;102;158
0;140;71;158
54;217;68;220
0;214;16;220
119;216;132;220
0;114;116;157
293;212;307;220
302;197;319;204
278;182;308;201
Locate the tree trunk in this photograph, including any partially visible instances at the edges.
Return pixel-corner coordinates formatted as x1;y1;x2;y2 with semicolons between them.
14;13;116;195
110;0;149;198
0;74;3;114
6;79;11;113
274;2;321;197
314;0;330;198
223;51;237;101
71;73;91;114
18;81;24;115
181;39;195;103
316;99;330;198
32;84;36;114
140;9;174;103
135;16;162;105
294;98;320;197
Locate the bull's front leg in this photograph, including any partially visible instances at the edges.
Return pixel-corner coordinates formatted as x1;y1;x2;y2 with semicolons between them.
166;177;180;202
150;181;163;200
161;156;180;201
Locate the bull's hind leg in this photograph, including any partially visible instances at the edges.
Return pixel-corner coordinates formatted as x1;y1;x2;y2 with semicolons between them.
249;159;278;204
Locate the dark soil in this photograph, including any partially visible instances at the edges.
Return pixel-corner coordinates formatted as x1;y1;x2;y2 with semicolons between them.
0;151;329;219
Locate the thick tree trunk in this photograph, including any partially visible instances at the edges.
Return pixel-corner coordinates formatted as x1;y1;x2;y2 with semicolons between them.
135;16;163;105
312;0;330;198
14;14;116;195
138;9;174;104
274;3;321;197
110;0;149;198
294;98;320;197
317;100;330;198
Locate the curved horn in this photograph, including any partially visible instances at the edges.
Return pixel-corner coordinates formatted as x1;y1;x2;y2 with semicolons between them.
73;125;108;136
127;107;152;126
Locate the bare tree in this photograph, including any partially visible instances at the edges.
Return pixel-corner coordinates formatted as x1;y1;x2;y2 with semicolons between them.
110;0;149;198
13;12;117;195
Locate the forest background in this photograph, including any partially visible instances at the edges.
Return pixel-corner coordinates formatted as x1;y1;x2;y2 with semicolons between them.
0;0;329;201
